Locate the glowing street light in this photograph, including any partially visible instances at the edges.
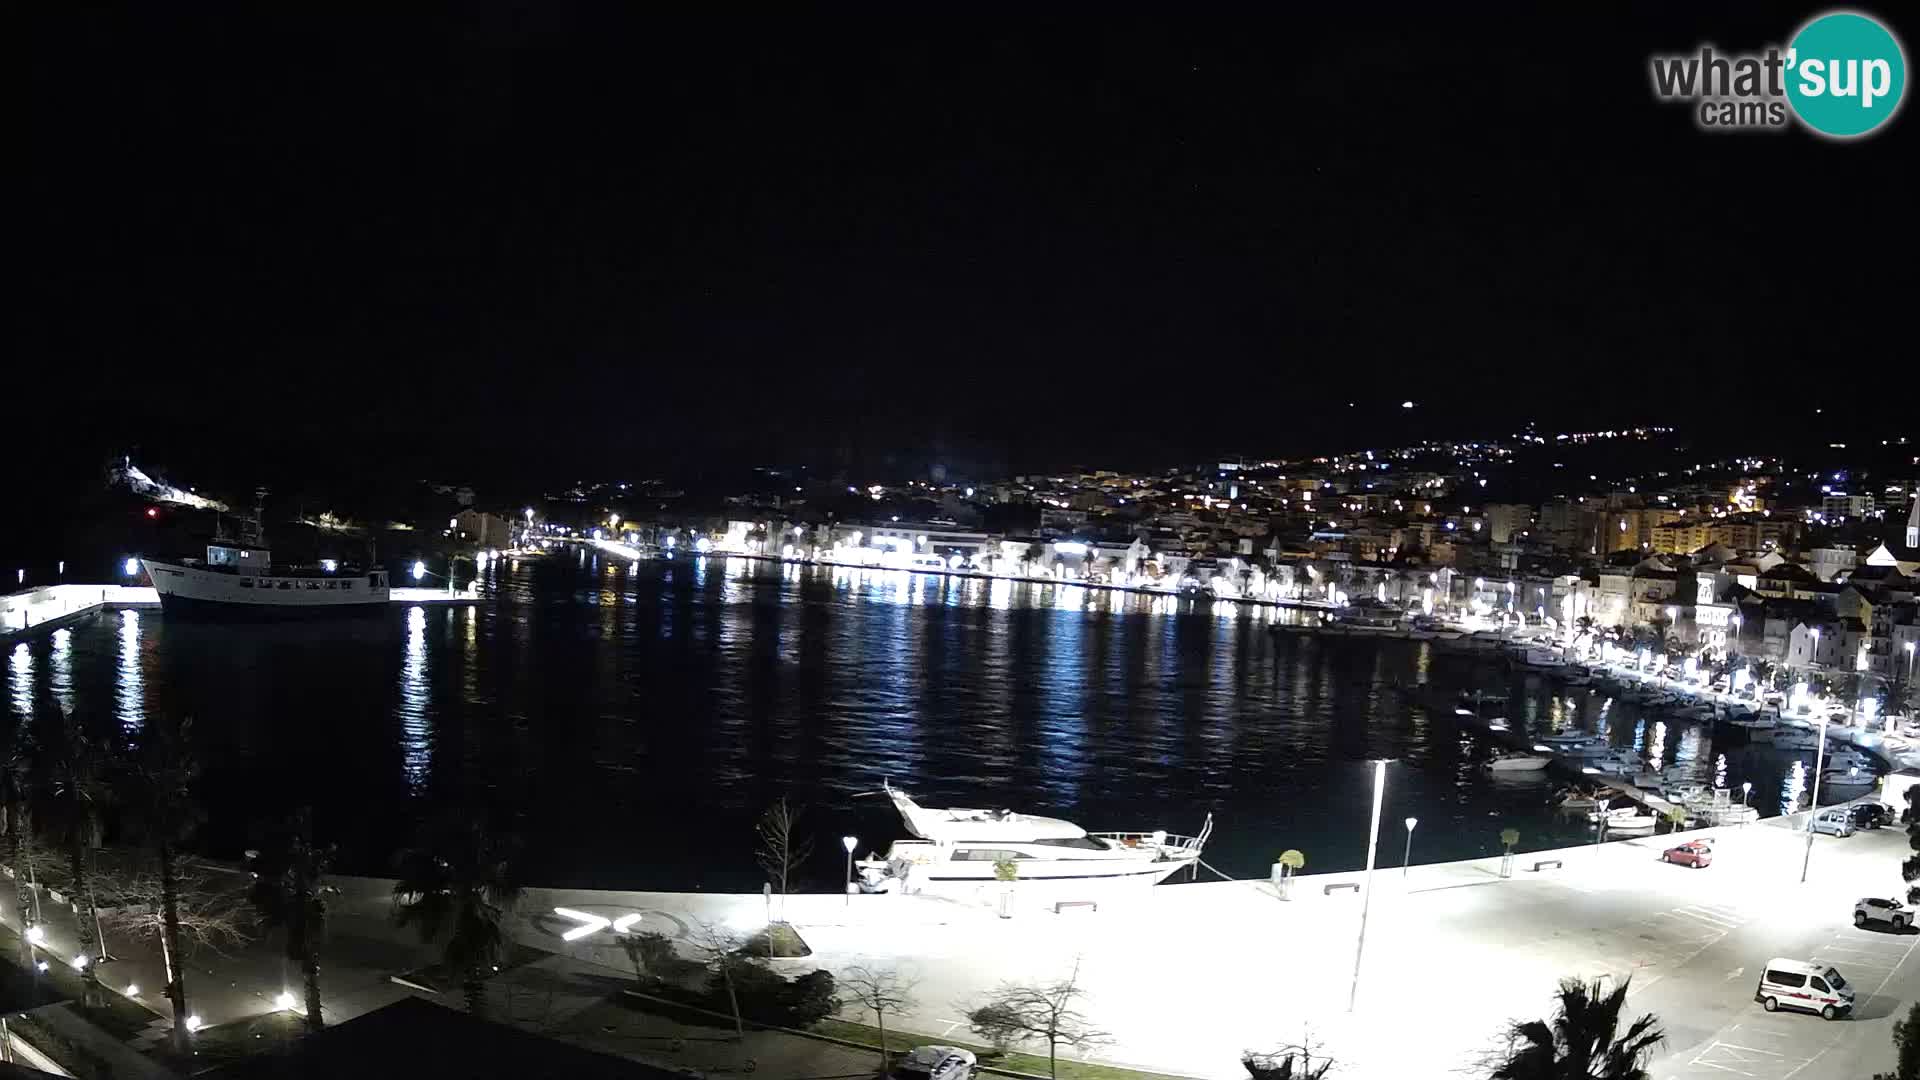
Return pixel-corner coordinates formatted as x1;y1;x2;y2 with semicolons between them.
1401;817;1418;881
26;925;44;945
124;557;140;578
1347;759;1390;1012
274;991;296;1011
842;836;859;906
411;560;426;582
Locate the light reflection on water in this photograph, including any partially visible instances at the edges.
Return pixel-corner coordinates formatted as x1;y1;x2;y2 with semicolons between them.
117;610;144;734
49;629;74;715
0;558;1840;889
8;643;33;719
399;605;430;790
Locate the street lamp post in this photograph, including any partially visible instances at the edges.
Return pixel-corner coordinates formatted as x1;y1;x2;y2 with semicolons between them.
1801;723;1829;885
1906;642;1917;706
841;835;858;906
1347;760;1389;1013
1402;817;1418;881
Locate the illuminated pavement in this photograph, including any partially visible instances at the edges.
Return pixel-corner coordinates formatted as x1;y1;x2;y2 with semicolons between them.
8;814;1913;1077
515;813;1917;1079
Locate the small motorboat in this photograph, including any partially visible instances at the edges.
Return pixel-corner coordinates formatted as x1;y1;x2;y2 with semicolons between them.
1540;738;1615;759
1594;807;1659;836
1486;752;1550;773
1584;749;1644;775
1772;724;1820;752
1558;791;1605;811
1705;804;1760;825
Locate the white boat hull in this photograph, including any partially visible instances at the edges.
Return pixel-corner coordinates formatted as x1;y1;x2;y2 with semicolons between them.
143;559;389;616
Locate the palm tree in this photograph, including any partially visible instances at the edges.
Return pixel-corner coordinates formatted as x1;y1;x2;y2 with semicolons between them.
248;807;334;1031
128;715;204;1055
1572;617;1597;655
391;815;522;1018
1;713;35;965
31;697;115;1006
1492;976;1664;1080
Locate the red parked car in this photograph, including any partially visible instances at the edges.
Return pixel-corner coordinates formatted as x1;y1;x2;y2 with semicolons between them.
1662;840;1714;868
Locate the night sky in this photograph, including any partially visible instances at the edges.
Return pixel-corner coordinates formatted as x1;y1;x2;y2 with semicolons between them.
22;4;1911;492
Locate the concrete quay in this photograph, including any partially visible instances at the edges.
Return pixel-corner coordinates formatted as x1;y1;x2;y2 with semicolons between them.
1;583;480;642
5;814;1914;1078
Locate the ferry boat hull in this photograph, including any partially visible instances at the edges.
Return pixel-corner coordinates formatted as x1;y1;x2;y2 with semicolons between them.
143;559;390;617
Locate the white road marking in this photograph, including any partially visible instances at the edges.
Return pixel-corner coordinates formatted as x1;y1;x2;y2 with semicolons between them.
1724;966;1746;980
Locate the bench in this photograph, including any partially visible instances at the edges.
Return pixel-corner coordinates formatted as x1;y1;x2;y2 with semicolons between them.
1323;882;1360;895
1531;859;1564;872
1053;901;1097;915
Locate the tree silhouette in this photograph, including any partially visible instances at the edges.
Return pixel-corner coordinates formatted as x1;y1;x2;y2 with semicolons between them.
249;808;335;1031
841;964;919;1068
391;815;522;1018
1490;976;1663;1080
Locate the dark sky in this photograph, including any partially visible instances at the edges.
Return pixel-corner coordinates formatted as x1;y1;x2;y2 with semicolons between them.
21;4;1911;491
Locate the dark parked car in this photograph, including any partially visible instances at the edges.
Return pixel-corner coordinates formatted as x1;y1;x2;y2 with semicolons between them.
1852;803;1893;830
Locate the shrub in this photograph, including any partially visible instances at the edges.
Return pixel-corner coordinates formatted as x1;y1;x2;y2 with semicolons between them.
712;959;839;1027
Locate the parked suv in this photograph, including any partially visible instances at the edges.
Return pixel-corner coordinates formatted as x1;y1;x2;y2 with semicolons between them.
1810;808;1856;837
1852;803;1894;830
1856;896;1914;931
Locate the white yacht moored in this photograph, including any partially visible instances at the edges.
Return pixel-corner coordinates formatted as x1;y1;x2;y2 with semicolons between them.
854;783;1211;899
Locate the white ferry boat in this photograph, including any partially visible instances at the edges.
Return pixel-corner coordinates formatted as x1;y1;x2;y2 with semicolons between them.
854;782;1210;897
141;507;390;617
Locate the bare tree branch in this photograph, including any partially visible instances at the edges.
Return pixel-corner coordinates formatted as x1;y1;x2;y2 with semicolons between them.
754;797;814;919
966;961;1109;1079
685;917;746;1040
95;856;257;959
842;963;920;1067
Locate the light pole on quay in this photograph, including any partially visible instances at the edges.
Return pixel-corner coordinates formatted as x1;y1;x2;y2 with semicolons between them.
1801;717;1829;885
1906;642;1917;705
841;835;858;906
1402;817;1418;880
1347;759;1390;1013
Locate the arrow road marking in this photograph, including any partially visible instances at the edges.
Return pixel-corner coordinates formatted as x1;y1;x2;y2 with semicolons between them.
1724;966;1745;980
553;907;611;941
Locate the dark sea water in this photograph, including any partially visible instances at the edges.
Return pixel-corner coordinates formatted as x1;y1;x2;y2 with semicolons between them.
4;550;1805;891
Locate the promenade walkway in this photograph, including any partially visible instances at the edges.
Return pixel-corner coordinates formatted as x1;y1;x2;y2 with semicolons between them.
1;584;479;642
4;810;1913;1078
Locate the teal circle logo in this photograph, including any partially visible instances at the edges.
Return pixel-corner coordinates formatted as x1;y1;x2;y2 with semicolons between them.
1785;11;1907;138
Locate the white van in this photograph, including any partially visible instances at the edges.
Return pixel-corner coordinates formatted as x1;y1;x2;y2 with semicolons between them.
1755;958;1854;1019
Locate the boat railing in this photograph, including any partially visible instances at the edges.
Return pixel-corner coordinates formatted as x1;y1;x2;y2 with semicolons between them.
1093;813;1213;855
